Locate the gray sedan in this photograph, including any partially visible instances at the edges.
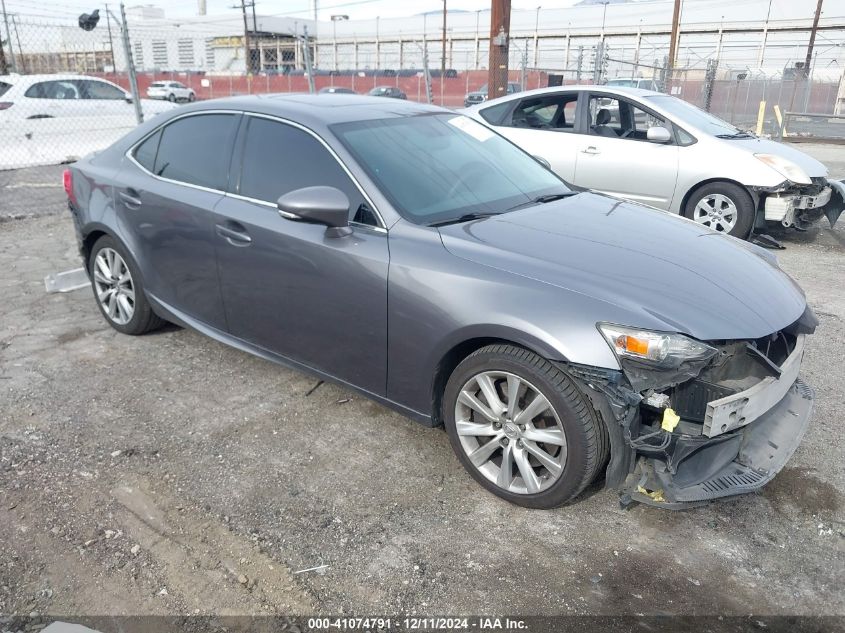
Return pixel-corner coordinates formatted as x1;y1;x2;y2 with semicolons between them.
463;85;843;239
64;95;816;509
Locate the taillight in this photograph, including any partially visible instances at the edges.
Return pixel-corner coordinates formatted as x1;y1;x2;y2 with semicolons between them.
0;102;13;110
63;169;77;205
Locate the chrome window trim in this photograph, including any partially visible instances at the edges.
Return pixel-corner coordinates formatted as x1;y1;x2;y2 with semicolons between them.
125;109;388;231
240;111;387;230
125;109;240;196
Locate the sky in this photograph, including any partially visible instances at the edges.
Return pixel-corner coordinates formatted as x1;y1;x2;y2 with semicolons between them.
8;0;583;22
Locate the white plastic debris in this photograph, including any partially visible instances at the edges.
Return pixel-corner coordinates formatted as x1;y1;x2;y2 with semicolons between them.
44;268;90;294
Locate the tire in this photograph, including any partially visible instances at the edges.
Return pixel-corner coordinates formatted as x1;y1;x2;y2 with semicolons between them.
443;344;608;509
683;181;754;239
168;93;176;102
188;92;195;102
88;235;165;336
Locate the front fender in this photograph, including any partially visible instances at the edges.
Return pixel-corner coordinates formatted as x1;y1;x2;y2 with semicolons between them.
824;179;845;227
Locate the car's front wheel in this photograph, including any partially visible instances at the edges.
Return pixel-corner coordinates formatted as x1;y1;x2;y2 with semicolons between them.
683;181;754;238
188;92;196;102
443;344;608;508
168;93;176;102
88;235;164;335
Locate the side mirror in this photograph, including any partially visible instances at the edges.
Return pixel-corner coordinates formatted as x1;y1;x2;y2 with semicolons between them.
277;186;352;237
533;155;552;170
125;95;133;103
647;126;672;143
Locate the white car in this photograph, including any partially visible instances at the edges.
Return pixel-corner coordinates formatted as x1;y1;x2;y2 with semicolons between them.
0;73;176;120
146;81;196;102
463;85;843;238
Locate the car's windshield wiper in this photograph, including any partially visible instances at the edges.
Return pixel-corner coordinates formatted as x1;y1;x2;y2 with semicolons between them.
715;132;755;139
429;212;501;227
506;191;579;212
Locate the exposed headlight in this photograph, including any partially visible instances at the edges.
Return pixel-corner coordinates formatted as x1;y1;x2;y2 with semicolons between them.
755;153;812;185
597;323;716;369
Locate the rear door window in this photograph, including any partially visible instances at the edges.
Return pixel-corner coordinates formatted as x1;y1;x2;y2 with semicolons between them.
152;113;239;190
507;93;579;132
133;129;162;172
237;116;378;226
24;80;80;100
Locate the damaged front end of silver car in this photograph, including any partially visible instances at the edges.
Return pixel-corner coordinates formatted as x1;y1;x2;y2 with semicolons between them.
759;178;845;230
562;308;818;509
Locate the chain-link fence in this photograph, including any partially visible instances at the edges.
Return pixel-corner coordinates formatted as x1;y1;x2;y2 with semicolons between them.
2;6;844;171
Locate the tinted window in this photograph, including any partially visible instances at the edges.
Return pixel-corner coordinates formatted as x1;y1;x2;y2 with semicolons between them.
587;95;667;141
509;93;579;131
0;81;11;98
76;80;125;100
479;102;511;125
134;129;162;172
153;113;238;189
25;80;79;99
238;116;378;226
332;114;566;225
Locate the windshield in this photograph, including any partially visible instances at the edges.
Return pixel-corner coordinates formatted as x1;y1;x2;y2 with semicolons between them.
607;79;636;87
646;94;743;136
332;113;568;225
0;81;11;97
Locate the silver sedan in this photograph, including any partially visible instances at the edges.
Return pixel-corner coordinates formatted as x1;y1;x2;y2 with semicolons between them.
463;85;843;239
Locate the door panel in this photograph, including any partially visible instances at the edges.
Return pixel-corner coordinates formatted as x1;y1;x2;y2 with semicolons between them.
494;92;582;182
118;170;229;330
573;94;679;209
213;197;389;395
117;111;240;330
213;114;389;394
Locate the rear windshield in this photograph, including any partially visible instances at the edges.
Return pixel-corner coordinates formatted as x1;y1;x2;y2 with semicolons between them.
0;81;11;97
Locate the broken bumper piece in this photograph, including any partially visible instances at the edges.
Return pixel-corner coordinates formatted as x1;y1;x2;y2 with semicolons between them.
764;178;844;229
629;378;814;507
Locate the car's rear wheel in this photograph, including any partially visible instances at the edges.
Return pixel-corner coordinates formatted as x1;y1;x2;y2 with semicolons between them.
683;181;754;238
443;344;608;509
88;235;164;335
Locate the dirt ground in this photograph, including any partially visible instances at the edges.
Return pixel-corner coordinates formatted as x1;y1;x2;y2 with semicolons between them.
0;145;844;622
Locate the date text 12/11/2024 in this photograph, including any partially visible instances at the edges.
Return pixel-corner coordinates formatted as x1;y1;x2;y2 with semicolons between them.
306;617;528;630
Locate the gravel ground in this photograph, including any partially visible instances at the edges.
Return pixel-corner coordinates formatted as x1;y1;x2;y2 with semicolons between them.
0;145;844;621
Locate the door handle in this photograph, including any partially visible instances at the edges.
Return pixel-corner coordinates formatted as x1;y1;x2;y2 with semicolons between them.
215;222;252;246
119;190;142;209
581;146;601;155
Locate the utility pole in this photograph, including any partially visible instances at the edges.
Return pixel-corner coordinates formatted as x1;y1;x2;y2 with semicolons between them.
441;0;447;76
667;0;681;73
10;14;23;73
1;0;15;72
301;25;315;93
488;0;511;100
0;29;6;74
804;0;823;77
240;0;251;73
118;2;142;123
757;0;773;67
105;3;117;71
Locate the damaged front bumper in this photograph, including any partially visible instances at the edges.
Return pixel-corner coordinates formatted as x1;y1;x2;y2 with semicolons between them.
569;318;817;509
762;178;845;229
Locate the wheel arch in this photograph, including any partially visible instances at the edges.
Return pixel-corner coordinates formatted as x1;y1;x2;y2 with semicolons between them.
679;177;759;217
429;329;567;427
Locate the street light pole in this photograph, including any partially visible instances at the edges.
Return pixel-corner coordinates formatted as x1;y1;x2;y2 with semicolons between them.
533;5;540;68
331;14;348;72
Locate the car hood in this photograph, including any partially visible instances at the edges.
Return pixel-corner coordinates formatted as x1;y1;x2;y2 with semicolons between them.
720;136;828;178
438;193;807;341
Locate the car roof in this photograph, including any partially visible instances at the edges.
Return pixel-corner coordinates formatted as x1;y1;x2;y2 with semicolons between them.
463;84;663;109
0;73;118;84
171;93;442;126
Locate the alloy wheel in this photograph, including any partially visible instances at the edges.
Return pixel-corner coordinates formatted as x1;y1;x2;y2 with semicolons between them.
692;193;738;233
93;248;135;326
454;371;567;495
